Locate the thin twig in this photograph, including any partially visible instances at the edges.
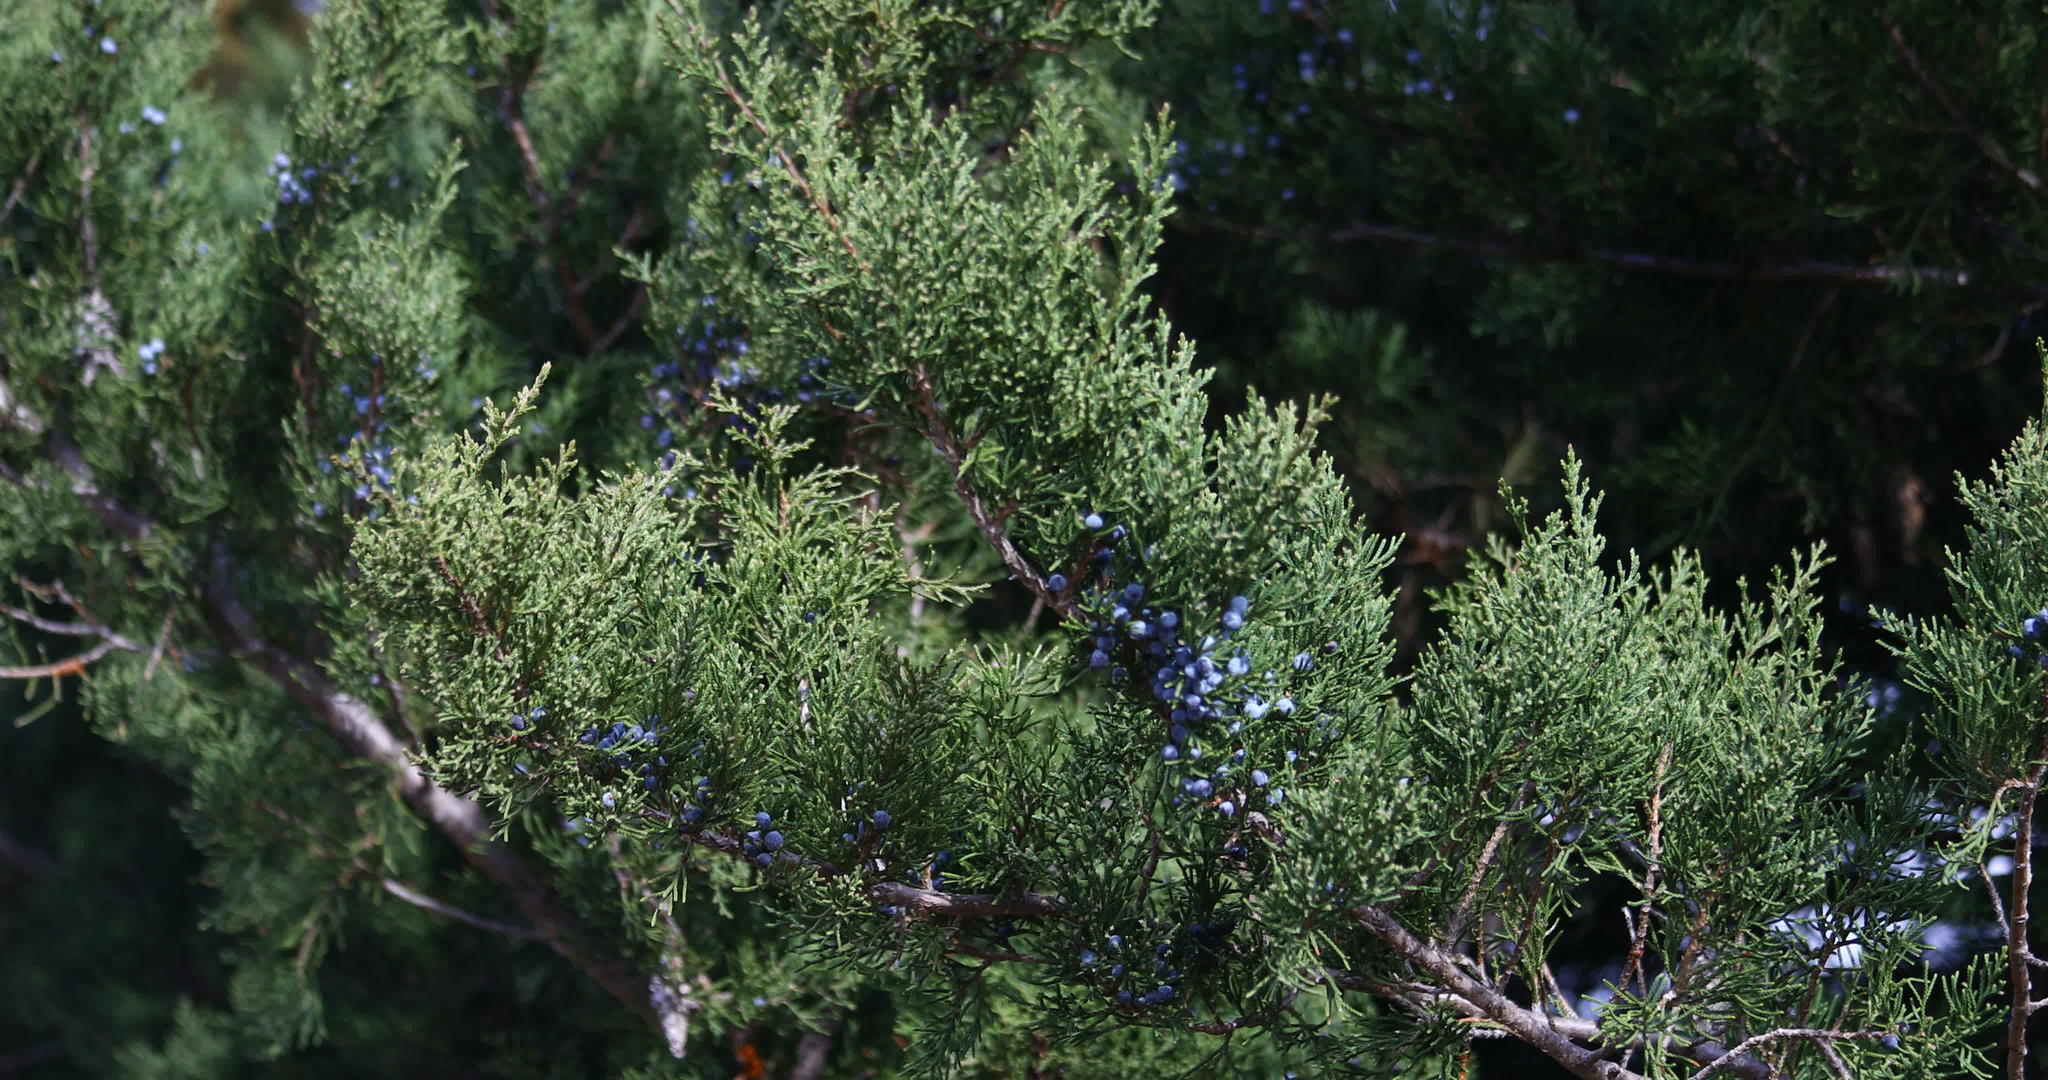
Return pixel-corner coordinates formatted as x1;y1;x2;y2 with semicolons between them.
379;877;548;941
0;638;119;679
1683;1029;1886;1080
1621;744;1673;994
908;365;1072;618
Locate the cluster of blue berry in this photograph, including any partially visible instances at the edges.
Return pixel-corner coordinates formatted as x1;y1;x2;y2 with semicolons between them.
2006;608;2048;669
742;811;785;867
577;715;670;792
1065;514;1304;814
135;337;166;375
1078;918;1238;1009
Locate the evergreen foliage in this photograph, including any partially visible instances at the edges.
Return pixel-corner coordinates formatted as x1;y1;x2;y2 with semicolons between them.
3;1;2048;1078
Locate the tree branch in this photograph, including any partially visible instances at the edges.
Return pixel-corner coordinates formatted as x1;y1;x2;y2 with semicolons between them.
1349;904;1643;1080
1683;1029;1887;1080
908;364;1073;619
2005;725;2048;1080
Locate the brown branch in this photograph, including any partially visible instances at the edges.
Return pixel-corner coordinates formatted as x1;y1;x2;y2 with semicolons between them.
196;552;684;1053
1882;12;2042;197
1449;778;1534;942
1620;744;1673;994
1349;904;1643;1080
869;881;1063;920
0;637;120;679
682;10;867;271
908;365;1073;619
2005;725;2048;1080
1684;1029;1887;1080
1329;967;1775;1080
377;876;547;941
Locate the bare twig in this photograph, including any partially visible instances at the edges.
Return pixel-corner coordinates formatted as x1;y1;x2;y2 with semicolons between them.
1620;744;1673;994
378;876;547;941
0;638;119;680
1683;1029;1887;1080
908;365;1073;619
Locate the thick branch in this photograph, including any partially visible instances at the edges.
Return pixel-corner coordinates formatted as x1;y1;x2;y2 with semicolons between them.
198;563;678;1045
1349;904;1641;1080
869;881;1063;920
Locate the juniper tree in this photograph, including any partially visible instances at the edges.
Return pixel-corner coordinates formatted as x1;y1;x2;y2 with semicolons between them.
4;2;2048;1079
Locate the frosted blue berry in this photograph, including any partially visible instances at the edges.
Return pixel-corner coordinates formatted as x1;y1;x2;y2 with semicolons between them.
1218;800;1236;817
872;809;891;829
1251;769;1271;787
1048;573;1068;592
1221;610;1243;631
1276;697;1296;715
1122;583;1145;604
756;811;773;828
1080;950;1098;964
1090;649;1110;669
601;791;616;808
762;830;784;851
1083;512;1105;530
1110;963;1125;976
754;853;773;868
100;36;119;54
1227;654;1250;676
509;715;527;730
2026;616;2046;642
1185;778;1213;798
1161;744;1180;762
1292;652;1314;672
1116;989;1133;1004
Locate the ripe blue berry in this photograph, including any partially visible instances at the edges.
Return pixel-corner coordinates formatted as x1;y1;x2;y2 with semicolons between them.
1161;744;1180;761
753;853;773;868
1090;649;1110;669
1292;652;1314;672
1048;573;1068;593
1083;512;1105;530
509;715;527;730
1251;769;1271;787
2026;616;2046;642
1080;950;1098;964
872;809;892;829
763;830;784;851
1221;611;1244;631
